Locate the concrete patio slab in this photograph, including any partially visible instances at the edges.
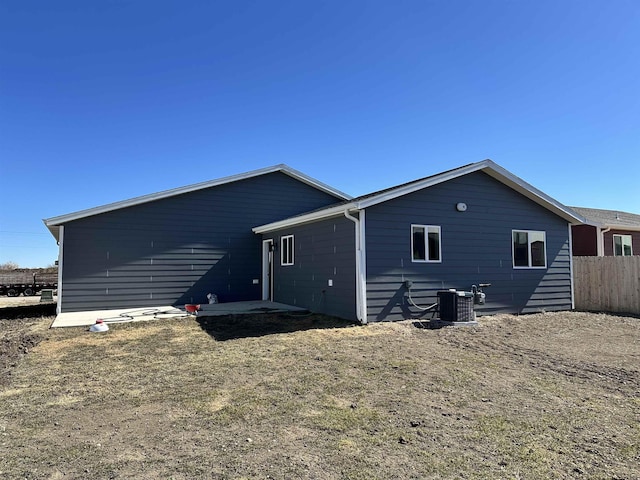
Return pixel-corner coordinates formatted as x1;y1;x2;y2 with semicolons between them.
50;301;308;328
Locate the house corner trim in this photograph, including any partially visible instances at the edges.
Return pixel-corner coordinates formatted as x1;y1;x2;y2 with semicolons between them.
56;225;64;315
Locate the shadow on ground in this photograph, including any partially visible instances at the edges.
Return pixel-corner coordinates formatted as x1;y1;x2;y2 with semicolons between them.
196;311;357;341
0;303;56;320
412;320;480;330
412;320;443;330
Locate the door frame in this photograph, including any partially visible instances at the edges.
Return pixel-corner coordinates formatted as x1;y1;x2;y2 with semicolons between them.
261;239;274;301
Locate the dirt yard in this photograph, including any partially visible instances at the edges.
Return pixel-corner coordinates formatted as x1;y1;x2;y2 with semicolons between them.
0;294;56;308
0;309;638;479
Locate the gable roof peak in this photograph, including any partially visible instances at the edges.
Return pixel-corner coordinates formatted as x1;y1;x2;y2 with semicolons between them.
253;159;585;233
43;163;351;240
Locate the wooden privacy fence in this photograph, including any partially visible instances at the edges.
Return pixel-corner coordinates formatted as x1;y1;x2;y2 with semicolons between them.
573;256;640;315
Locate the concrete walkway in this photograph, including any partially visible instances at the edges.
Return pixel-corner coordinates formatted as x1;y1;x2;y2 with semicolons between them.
50;301;307;328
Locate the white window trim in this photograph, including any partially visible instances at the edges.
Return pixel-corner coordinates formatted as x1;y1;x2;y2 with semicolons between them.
512;229;547;269
280;235;294;266
411;224;442;263
613;234;633;256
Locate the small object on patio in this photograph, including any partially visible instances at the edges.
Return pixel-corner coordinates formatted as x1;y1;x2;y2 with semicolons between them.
185;304;201;314
89;319;109;333
207;293;218;304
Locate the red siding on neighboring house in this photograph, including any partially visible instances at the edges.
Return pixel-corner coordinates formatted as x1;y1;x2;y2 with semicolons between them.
572;225;598;256
603;230;640;256
570;207;640;257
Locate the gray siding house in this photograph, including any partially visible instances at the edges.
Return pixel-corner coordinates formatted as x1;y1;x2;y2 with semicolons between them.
253;160;584;323
46;159;583;322
44;165;350;313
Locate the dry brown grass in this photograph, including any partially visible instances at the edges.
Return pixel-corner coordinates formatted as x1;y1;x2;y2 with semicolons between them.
0;311;639;479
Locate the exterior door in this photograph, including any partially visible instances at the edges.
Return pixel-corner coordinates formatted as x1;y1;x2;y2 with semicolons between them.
262;239;274;301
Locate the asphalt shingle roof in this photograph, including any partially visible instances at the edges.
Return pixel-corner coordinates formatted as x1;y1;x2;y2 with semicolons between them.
570;207;640;229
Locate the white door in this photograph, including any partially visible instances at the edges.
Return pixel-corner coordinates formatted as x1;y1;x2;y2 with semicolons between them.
262;239;274;301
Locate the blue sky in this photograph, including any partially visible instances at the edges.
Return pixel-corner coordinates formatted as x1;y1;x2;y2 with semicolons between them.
1;1;639;268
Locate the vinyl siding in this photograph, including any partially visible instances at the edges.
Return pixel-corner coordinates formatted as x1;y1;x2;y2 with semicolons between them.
59;172;341;312
266;215;357;321
364;171;573;322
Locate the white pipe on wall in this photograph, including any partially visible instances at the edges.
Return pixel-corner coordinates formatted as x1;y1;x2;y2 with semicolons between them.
344;209;367;324
598;227;611;256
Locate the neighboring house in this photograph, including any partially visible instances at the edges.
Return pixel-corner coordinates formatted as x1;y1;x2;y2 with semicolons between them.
45;159;584;322
44;165;350;313
570;207;640;257
253;160;584;323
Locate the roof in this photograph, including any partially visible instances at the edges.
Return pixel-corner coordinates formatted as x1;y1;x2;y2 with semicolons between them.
253;159;586;233
43;164;351;241
570;206;640;231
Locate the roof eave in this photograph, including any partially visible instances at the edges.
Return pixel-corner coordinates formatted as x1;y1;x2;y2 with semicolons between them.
43;164;352;229
479;161;586;224
356;161;488;209
43;221;60;242
279;164;352;202
253;203;358;234
570;208;640;230
253;159;586;233
357;159;585;224
598;224;640;232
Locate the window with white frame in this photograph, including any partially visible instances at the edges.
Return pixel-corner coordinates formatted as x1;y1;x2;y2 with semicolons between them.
613;234;633;256
411;225;441;262
280;235;294;266
512;230;547;268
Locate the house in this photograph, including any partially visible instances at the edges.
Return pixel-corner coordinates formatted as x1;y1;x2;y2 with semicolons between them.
570;207;640;257
45;159;584;323
253;160;584;323
44;165;350;313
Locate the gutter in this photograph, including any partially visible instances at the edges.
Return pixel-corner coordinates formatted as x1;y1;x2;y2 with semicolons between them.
597;227;611;257
344;209;368;324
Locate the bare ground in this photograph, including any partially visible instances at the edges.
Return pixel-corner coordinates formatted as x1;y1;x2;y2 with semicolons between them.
0;309;638;479
0;294;56;308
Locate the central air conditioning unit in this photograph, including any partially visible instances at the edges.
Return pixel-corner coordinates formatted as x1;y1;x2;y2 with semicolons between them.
437;290;475;322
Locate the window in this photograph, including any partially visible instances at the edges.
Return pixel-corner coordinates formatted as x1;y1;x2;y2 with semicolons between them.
411;225;441;262
280;235;294;266
613;234;633;256
512;230;546;268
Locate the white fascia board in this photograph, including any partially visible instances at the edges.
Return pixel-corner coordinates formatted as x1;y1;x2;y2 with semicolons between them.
577;219;603;228
357;159;585;224
570;217;640;231
43;221;61;242
253;203;357;234
254;159;586;233
598;224;640;232
279;165;352;201
479;162;586;224
43;164;352;234
255;162;497;232
356;162;488;209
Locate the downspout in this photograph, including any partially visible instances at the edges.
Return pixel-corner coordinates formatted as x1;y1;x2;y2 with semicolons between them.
597;227;611;256
344;209;368;324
